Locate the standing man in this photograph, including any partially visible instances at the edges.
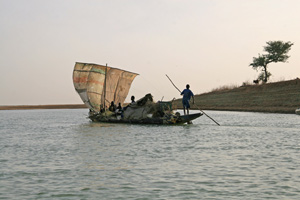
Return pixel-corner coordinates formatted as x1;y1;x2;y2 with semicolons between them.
181;84;194;115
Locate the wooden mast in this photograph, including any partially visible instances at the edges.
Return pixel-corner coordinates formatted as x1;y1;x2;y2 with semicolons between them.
103;63;108;110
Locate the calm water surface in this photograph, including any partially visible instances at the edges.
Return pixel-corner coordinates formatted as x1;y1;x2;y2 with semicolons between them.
0;109;300;199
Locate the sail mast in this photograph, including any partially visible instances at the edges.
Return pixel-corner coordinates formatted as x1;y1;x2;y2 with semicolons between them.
103;63;108;110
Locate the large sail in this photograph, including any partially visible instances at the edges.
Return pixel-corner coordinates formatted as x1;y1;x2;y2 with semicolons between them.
73;62;138;112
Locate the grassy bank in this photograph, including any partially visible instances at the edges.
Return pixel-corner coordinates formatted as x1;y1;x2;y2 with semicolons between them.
2;79;300;113
174;79;300;114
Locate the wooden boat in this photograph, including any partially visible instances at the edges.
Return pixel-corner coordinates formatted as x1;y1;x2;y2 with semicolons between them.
73;62;202;124
295;108;300;115
89;112;202;125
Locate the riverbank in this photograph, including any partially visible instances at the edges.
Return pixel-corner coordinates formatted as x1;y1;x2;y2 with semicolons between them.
174;79;300;114
2;79;300;113
0;104;87;110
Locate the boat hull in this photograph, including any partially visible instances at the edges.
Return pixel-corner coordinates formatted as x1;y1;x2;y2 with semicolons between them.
89;113;203;125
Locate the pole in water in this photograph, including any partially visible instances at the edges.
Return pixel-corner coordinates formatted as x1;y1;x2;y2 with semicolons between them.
194;105;220;126
165;74;220;126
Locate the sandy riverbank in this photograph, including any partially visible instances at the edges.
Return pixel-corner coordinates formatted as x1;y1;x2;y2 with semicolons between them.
0;104;87;110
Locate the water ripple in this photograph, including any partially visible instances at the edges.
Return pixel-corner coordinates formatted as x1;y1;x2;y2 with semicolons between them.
0;109;300;199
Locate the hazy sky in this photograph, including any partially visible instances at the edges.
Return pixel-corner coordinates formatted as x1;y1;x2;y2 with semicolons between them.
1;0;300;105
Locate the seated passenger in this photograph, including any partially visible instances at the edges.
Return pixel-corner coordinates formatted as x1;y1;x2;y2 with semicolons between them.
116;103;123;111
100;104;105;113
109;101;116;112
131;95;135;103
123;95;136;111
116;103;124;118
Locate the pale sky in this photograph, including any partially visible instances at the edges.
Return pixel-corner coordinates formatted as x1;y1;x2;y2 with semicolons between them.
1;0;300;105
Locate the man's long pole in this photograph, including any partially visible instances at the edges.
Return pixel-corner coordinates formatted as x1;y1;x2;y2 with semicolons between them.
165;74;220;126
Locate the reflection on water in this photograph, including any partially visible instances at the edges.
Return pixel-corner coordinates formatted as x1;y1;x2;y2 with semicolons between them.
0;109;300;199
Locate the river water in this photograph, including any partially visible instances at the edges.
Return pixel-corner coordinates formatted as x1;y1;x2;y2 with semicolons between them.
0;109;299;199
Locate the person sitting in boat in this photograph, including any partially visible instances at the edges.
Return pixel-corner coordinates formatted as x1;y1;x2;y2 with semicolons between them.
123;95;136;111
116;103;122;111
100;104;105;113
115;103;124;118
181;84;194;115
131;95;135;103
109;101;116;112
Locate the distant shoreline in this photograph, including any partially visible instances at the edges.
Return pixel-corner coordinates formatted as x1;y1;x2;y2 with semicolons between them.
0;104;87;110
2;79;299;114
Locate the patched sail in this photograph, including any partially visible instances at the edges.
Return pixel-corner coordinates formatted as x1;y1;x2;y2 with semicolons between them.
73;62;138;112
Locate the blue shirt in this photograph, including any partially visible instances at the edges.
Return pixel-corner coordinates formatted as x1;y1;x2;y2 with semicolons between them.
181;89;194;101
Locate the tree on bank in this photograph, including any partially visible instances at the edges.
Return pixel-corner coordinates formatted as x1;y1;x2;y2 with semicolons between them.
250;41;293;83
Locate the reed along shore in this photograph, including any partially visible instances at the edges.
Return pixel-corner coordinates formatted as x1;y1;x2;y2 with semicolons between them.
175;79;300;114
